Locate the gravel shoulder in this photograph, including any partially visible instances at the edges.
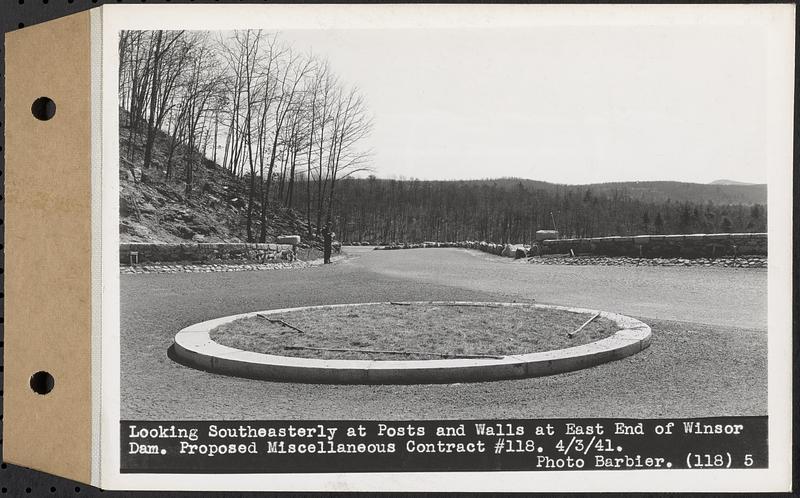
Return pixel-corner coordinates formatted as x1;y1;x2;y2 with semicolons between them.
121;248;768;419
120;254;348;274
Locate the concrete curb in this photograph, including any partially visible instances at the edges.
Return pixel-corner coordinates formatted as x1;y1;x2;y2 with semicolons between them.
172;302;652;384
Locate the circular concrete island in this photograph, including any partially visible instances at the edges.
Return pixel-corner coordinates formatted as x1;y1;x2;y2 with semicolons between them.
171;302;651;384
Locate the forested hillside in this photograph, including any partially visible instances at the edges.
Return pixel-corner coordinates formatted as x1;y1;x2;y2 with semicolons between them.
119;110;317;244
330;177;767;244
455;178;766;205
118;29;370;252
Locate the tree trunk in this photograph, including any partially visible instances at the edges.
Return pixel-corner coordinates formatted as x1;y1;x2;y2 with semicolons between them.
212;115;219;164
142;32;163;170
258;131;282;242
246;171;255;242
323;229;332;264
287;147;297;208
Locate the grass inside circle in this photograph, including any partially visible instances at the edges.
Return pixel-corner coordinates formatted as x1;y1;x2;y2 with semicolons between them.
209;303;620;360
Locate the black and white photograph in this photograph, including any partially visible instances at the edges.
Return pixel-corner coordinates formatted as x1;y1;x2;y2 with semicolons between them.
107;3;792;490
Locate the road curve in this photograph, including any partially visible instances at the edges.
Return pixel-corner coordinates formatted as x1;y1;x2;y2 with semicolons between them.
344;247;766;330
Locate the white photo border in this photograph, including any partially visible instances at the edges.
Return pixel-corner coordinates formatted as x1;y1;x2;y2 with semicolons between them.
98;3;794;491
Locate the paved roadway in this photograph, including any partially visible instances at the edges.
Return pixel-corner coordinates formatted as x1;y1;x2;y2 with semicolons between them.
121;247;768;419
350;247;766;329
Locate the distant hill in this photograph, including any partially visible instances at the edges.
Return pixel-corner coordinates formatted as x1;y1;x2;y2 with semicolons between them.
709;179;759;186
333;176;767;243
371;177;767;206
576;180;766;205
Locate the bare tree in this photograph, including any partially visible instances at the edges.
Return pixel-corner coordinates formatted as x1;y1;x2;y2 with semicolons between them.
257;49;314;242
181;38;222;195
118;29;375;248
141;30;187;171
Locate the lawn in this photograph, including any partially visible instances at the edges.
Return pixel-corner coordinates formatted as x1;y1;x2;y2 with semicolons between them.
209;303;618;360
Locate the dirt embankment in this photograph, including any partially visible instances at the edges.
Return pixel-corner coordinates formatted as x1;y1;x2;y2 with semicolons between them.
119;112;322;247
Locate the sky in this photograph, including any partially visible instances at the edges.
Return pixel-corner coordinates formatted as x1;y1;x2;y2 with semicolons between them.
274;24;767;185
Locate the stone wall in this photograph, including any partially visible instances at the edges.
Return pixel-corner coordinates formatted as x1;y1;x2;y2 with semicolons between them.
541;233;767;258
372;232;767;259
120;243;294;264
374;241;529;258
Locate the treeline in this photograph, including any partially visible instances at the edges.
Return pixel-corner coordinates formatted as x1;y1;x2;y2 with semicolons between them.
119;30;371;260
321;178;767;244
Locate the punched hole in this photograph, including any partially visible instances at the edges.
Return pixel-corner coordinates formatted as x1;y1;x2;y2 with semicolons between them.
29;371;54;395
31;97;56;121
